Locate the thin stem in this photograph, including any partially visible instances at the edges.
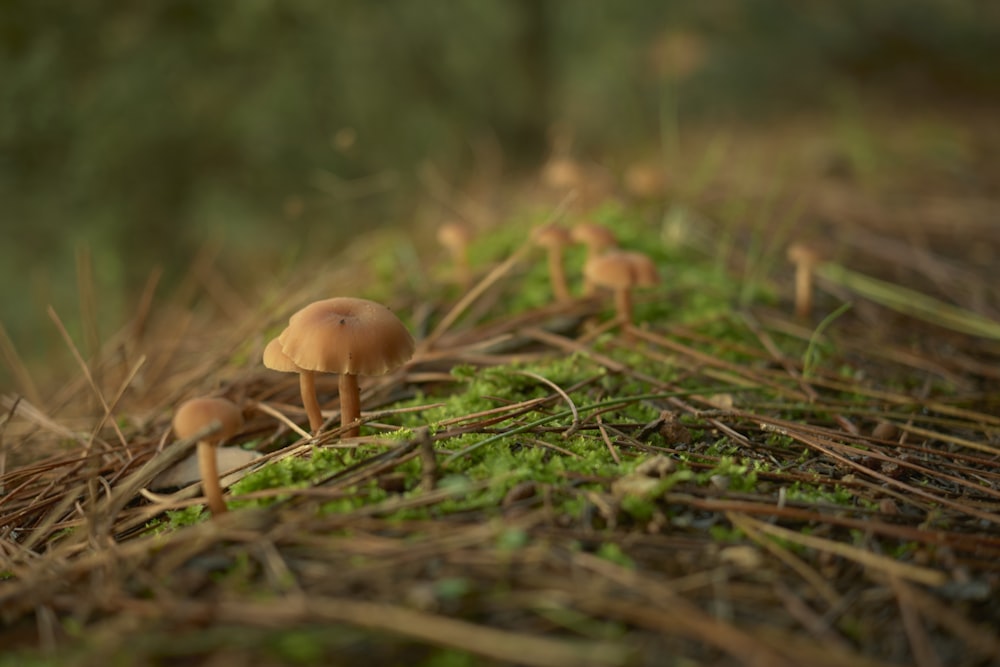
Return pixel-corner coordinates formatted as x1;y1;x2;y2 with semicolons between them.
614;287;633;325
794;264;813;319
196;440;227;516
452;246;471;292
299;370;324;433
339;373;361;438
547;247;571;302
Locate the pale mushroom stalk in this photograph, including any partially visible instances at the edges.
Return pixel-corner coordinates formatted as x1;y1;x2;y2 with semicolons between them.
299;370;324;433
172;397;244;518
534;225;573;303
450;245;472;291
437;222;473;291
545;246;571;302
613;287;633;325
196;438;227;516
794;264;813;319
787;242;821;320
264;337;324;434
339;373;361;438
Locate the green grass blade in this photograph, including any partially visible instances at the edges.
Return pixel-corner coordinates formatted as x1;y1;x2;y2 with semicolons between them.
818;263;1000;340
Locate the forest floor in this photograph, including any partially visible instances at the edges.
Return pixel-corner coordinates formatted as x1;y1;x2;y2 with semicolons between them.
1;104;999;666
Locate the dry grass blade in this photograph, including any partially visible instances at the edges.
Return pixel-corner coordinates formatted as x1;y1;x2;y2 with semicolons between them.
0;323;42;407
728;513;949;587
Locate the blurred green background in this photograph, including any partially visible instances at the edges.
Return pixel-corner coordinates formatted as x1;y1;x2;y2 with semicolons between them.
2;0;999;389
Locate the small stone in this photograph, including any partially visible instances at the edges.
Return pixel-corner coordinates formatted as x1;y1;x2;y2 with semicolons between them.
719;545;763;570
377;473;407;494
872;421;900;441
709;475;731;492
611;474;661;499
502;481;537;507
635;455;676;478
879;498;899;515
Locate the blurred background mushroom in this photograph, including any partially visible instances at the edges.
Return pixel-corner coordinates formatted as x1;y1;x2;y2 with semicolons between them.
584;250;660;326
532;224;573;302
2;1;999;388
787;241;824;319
437;221;475;291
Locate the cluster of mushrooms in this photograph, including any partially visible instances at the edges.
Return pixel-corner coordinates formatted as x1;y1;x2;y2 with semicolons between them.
172;217;819;518
439;219;662;327
172;297;415;517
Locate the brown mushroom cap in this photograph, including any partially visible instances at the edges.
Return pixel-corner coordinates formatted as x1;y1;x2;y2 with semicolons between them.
625;251;660;287
571;222;617;253
437;222;473;253
533;224;572;248
786;242;822;266
584;252;636;290
277;297;415;376
584;251;659;290
173;397;244;445
262;336;300;373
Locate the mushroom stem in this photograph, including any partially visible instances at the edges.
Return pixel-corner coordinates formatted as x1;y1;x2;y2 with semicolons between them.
299;370;324;433
613;287;633;325
454;249;472;292
196;440;227;516
339;373;361;438
794;264;813;319
581;247;602;297
546;247;571;302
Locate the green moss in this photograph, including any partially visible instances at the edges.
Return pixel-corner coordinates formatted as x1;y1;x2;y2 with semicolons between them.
595;542;635;569
785;482;855;507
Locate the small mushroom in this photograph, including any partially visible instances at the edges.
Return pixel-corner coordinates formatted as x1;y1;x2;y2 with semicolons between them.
571;223;619;295
532;224;573;302
786;242;822;319
623;162;668;200
172;397;244;516
272;297;415;438
571;222;618;260
263;337;325;433
584;250;660;325
437;222;474;290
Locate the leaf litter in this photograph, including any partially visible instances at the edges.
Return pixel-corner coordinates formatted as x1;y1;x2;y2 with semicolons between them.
1;148;1000;666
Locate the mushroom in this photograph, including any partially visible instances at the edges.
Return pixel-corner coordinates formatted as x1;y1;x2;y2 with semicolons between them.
786;242;822;319
623;162;668;200
437;222;474;290
541;156;585;191
571;222;618;260
270;297;415;438
263;337;326;433
571;222;619;295
584;250;660;325
172;397;245;516
532;224;573;302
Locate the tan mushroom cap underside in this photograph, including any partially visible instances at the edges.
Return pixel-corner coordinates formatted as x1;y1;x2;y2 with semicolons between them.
533;224;572;248
278;297;415;376
585;252;634;290
584;251;659;290
173;397;244;444
437;221;473;251
571;222;617;252
262;337;301;373
786;241;822;266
